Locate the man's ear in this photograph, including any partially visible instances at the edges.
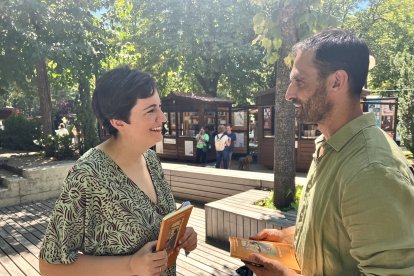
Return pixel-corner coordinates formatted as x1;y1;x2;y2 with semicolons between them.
330;70;348;91
109;118;126;131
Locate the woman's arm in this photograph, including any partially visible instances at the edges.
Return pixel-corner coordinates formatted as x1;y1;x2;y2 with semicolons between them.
39;241;168;276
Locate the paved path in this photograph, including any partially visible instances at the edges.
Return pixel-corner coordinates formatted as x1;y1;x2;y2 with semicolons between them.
0;199;244;276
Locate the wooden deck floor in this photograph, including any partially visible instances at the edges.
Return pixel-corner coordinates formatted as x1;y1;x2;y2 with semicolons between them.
0;199;243;276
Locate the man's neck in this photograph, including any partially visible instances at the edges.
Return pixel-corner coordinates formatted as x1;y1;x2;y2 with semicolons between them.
318;101;363;140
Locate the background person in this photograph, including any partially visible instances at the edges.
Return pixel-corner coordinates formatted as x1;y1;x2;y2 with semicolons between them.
215;124;230;169
55;123;69;137
39;66;197;276
195;127;209;164
225;125;236;169
246;29;414;275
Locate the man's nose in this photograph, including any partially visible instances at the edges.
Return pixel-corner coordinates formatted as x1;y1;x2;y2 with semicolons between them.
285;83;295;102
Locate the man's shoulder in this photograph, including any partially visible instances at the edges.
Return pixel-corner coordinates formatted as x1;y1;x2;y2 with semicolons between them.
336;127;410;182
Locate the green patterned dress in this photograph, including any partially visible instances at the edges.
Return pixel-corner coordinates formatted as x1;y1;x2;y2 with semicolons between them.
39;148;176;275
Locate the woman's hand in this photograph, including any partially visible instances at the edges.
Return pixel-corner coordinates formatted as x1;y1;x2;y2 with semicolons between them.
129;240;168;276
176;227;197;254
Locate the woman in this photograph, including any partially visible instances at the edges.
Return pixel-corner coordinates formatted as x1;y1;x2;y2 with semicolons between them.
195;127;209;164
39;67;197;276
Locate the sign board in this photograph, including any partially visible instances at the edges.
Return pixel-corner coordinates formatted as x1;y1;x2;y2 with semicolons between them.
164;138;176;144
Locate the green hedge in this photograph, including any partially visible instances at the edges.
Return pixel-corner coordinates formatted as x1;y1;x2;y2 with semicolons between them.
0;114;41;151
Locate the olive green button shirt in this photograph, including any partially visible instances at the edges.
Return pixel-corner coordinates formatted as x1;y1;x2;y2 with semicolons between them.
294;113;414;275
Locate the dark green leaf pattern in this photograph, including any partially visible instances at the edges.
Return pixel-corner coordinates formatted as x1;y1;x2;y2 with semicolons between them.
39;148;176;275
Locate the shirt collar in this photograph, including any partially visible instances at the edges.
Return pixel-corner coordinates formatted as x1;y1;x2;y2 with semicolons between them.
321;112;376;152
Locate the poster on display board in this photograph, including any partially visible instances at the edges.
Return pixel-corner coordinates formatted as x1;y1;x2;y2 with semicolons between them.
155;141;163;154
367;100;381;127
234;111;245;127
264;107;272;129
184;140;194;156
381;102;394;130
234;132;245;148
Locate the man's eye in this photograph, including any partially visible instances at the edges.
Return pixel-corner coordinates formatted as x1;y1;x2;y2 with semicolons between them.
147;109;155;113
295;79;303;86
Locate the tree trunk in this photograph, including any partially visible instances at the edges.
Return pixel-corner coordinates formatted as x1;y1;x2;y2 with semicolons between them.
35;60;53;139
195;72;221;97
273;3;298;209
77;78;99;153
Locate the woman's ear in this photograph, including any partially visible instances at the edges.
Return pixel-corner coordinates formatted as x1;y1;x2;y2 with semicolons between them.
109;118;125;131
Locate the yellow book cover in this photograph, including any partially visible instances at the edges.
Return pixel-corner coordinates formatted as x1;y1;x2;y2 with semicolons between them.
156;203;193;268
229;236;301;273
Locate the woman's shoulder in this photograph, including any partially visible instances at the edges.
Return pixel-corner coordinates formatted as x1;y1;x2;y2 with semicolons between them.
67;148;110;178
144;148;157;159
73;148;105;167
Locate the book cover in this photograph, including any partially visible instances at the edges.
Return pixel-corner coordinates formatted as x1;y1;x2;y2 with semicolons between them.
156;203;193;268
229;236;301;273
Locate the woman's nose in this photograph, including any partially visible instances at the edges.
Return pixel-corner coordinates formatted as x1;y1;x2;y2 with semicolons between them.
159;110;167;122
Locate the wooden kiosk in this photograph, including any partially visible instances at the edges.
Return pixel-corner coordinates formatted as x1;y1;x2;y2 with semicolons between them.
254;89;317;172
157;92;232;161
360;96;398;141
253;89;390;172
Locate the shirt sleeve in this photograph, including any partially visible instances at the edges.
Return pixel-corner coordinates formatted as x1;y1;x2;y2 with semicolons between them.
342;163;414;275
39;167;92;264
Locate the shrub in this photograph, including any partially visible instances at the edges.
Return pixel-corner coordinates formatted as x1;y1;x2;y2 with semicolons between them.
256;185;303;211
0;114;41;150
44;133;77;160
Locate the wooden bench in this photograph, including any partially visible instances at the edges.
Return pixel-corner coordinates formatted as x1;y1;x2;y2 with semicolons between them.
162;163;276;203
205;189;296;245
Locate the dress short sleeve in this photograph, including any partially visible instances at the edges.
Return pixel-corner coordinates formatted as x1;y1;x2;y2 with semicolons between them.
39;167;91;264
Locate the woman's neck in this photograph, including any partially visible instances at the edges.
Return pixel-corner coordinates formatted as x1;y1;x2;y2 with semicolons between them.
97;136;145;167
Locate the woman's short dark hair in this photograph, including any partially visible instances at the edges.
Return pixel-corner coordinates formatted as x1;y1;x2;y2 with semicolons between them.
293;29;369;98
92;66;158;137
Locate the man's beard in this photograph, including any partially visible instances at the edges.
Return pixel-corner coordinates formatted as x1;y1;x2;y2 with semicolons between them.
294;82;332;123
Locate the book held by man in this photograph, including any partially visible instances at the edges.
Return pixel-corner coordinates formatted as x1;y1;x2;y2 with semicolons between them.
229;236;301;273
156;201;193;268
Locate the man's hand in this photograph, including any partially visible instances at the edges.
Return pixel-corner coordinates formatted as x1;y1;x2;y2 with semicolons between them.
245;254;299;276
176;227;197;253
250;226;295;245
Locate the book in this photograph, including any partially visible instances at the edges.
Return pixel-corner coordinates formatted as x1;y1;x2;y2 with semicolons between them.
156;202;193;268
229;236;301;273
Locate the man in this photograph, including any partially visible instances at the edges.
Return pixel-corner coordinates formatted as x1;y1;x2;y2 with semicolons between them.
246;29;414;275
226;125;237;169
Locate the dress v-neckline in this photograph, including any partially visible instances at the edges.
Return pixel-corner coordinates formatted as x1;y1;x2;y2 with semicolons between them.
93;148;159;205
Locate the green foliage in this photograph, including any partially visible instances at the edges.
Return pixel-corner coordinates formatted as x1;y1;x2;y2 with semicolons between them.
44;134;77;160
256;185;303;211
402;150;413;164
119;0;267;102
1;0;112;139
392;51;414;153
251;0;337;64
74;78;99;154
0;115;41;151
343;0;414;90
